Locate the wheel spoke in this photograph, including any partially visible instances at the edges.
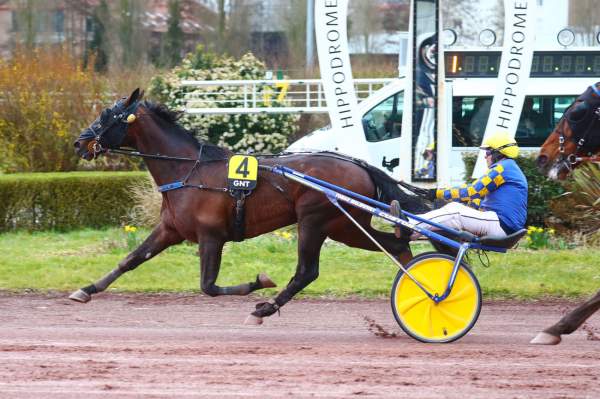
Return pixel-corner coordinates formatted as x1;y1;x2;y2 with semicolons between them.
395;292;429;314
436;305;469;330
424;302;434;338
443;278;475;304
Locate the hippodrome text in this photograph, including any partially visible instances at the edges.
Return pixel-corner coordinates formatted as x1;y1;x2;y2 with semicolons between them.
495;2;533;130
321;1;354;129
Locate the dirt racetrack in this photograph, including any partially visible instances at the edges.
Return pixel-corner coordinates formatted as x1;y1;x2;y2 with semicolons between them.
0;292;598;398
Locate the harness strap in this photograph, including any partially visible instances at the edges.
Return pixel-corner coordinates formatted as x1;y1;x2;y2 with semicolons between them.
156;145;228;193
158;182;185;192
231;191;247;242
575;154;600;163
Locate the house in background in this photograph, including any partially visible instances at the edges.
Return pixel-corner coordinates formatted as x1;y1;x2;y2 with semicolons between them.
0;0;96;57
0;0;216;66
144;0;217;64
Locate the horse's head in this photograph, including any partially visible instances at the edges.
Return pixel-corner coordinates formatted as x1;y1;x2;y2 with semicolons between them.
537;83;600;180
74;88;144;160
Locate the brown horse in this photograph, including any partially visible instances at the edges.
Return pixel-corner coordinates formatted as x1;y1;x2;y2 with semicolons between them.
532;83;600;345
71;88;428;323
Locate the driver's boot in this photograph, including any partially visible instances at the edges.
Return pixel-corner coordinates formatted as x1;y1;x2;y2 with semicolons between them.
390;200;402;239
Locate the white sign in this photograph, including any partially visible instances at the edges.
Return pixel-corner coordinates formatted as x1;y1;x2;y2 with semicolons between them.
473;0;537;177
315;0;368;159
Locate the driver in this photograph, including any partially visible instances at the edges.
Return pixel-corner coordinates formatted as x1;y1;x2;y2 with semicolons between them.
391;131;528;238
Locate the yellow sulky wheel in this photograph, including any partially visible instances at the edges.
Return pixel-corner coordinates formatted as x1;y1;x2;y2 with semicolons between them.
390;252;481;343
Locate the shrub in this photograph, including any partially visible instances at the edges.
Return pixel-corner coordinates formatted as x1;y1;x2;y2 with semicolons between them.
461;153;565;226
148;46;298;154
127;176;162;228
0;47;108;172
547;163;600;245
0;172;151;231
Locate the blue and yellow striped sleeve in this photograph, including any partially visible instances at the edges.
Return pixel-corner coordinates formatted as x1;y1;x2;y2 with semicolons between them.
436;164;506;203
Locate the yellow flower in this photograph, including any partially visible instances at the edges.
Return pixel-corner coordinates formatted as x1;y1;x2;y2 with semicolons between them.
537;227;544;233
274;230;293;240
281;231;292;240
124;225;137;233
548;228;555;235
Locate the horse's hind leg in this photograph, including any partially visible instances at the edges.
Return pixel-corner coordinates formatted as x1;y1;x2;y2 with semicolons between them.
69;222;184;303
531;288;600;345
249;222;327;323
199;238;277;297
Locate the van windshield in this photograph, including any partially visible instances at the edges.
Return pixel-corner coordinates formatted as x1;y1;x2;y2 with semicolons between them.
452;95;577;147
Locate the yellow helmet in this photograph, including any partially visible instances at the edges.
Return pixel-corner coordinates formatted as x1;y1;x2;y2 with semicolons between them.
480;132;519;158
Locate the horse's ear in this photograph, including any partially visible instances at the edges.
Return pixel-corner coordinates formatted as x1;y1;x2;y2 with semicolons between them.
125;88;141;106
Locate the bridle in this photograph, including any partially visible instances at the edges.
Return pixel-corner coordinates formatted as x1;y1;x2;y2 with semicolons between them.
81;101;232;193
556;84;600;171
85;100;200;162
87;99;141;156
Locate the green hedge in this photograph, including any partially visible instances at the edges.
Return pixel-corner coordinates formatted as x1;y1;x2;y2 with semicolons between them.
462;154;565;226
0;172;151;231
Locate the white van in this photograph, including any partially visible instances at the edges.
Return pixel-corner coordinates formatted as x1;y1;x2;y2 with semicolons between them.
287;49;599;185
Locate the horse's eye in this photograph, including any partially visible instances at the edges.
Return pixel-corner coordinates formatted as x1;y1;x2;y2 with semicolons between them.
568;102;589;122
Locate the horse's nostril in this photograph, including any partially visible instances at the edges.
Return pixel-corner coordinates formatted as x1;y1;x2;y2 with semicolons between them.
74;141;81;149
536;155;548;166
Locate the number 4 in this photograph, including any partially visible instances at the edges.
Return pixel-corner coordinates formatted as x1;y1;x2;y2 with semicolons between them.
236;157;250;178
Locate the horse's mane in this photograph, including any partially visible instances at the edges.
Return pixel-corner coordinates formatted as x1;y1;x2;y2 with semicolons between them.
143;100;231;161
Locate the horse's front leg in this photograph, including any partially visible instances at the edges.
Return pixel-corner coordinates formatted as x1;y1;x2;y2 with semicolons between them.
531;289;600;345
69;222;183;303
199;238;276;297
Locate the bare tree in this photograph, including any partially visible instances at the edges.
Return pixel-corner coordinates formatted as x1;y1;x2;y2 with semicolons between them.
217;0;226;52
568;0;600;46
278;1;307;70
349;0;384;54
11;0;37;49
443;0;503;47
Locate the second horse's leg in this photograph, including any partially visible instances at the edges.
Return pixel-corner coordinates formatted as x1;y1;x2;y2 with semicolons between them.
199;238;276;297
531;289;600;345
69;222;184;303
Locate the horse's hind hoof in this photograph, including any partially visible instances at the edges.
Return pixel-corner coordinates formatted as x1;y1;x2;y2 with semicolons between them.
244;315;263;325
530;331;561;345
69;289;91;303
258;273;277;289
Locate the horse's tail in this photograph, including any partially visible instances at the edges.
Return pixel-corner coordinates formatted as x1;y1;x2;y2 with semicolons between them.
358;162;431;214
290;151;431;213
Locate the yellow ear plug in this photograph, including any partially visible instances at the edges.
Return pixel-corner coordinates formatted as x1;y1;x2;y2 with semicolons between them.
126;114;136;124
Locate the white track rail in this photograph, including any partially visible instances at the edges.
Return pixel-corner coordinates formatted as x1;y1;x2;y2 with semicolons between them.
181;78;394;114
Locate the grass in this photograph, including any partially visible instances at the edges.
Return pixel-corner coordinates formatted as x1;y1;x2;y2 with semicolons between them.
0;228;599;300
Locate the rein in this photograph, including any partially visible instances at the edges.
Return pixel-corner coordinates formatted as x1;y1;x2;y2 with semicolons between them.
575;154;600;163
107;145;229;193
107;148;199;162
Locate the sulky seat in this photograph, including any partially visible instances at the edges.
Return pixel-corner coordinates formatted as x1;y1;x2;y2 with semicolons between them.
478;229;527;249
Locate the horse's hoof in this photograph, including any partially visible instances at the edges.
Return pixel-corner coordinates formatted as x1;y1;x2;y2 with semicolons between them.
530;332;561;345
258;273;277;289
244;315;263;325
69;289;91;303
